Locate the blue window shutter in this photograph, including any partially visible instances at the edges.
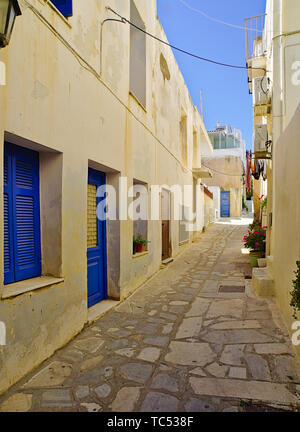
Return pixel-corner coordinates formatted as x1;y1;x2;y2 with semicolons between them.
51;0;73;17
10;145;41;282
3;150;14;284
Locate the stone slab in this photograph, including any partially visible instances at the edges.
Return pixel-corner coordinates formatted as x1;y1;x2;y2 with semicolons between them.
120;363;153;384
210;320;261;330
138;347;161;363
140;392;179;412
41;389;72;407
110;387;141;412
165;341;216;367
185;298;211;317
206;299;244;319
23;361;72;388
189;377;297;404
175;317;203;339
254;343;291;355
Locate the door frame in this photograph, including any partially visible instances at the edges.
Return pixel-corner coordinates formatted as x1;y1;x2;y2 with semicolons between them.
220;190;230;217
161;187;171;261
87;168;108;307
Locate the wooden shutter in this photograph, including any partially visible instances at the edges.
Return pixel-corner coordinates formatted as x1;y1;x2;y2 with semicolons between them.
3;151;14;284
51;0;73;17
12;146;41;281
3;143;41;284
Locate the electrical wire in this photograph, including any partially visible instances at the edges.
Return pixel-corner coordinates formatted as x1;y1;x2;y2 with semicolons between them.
177;0;262;32
202;163;245;178
21;0;195;174
107;7;267;73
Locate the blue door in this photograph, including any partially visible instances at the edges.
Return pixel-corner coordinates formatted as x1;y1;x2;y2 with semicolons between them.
87;168;107;307
221;191;230;217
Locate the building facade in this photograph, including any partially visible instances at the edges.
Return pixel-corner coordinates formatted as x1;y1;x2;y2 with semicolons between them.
208;123;246;169
0;0;213;394
246;0;300;358
201;123;245;218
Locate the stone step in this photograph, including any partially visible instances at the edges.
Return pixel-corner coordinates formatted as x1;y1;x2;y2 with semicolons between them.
252;267;274;297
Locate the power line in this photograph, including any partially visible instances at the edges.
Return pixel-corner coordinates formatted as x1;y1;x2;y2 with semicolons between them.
107;7;267;73
177;0;261;32
202;163;245;177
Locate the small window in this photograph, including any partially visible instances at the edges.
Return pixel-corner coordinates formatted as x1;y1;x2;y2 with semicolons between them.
130;0;146;108
193;129;198;169
51;0;73;18
132;179;148;254
4;143;41;284
180;113;187;167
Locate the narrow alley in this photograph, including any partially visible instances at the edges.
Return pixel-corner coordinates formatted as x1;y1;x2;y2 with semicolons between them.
1;218;299;412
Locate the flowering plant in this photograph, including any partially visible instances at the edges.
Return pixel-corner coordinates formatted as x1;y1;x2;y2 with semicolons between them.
259;195;268;213
243;225;267;252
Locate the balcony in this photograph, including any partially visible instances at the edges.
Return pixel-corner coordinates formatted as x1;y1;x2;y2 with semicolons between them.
245;14;267;93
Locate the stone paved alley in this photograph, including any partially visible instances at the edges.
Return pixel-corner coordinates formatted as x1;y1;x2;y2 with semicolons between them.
1;218;300;412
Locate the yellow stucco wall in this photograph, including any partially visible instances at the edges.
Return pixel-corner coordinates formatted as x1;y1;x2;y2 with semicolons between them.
251;0;300;359
0;0;212;394
202;156;243;217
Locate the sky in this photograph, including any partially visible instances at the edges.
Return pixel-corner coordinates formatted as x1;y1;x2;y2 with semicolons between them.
157;0;266;150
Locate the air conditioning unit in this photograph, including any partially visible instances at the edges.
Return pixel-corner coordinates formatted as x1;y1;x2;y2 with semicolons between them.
253;77;270;106
254;124;268;152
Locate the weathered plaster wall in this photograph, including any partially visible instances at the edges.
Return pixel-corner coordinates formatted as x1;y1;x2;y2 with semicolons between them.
202;156;243;217
0;0;212;394
256;0;300;360
271;104;300;358
204;193;215;228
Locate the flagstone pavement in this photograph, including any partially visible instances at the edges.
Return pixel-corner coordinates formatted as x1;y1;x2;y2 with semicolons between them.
1;217;300;412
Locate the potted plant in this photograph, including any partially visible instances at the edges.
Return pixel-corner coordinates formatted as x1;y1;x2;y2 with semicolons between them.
133;235;150;254
243;225;267;267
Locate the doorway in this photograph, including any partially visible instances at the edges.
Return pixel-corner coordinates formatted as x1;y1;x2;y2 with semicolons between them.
221;191;230;217
161;188;170;261
87;168;107;307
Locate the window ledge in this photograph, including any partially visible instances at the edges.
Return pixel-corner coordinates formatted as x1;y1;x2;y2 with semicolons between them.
129;92;147;112
43;1;72;28
132;251;149;259
2;276;64;300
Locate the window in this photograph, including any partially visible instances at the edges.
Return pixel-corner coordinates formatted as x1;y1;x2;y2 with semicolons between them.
4;143;41;284
132;179;148;253
193;129;198;168
130;0;146;108
180;113;187;167
51;0;73;18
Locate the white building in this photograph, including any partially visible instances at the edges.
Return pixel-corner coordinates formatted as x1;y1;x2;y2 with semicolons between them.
207;123;246;169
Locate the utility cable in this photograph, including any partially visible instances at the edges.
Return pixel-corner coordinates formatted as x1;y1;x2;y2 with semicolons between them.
21;0;194;174
107;7;267;73
202;163;245;178
177;0;262;32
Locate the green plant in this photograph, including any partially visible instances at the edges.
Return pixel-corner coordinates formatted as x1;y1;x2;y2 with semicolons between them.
260;195;268;213
290;261;300;319
243;225;266;252
133;235;150;247
248;221;260;231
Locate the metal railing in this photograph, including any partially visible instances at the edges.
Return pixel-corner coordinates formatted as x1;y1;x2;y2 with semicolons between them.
245;14;266;62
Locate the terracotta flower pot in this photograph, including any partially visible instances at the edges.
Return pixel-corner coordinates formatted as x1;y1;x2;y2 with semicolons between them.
137;244;143;253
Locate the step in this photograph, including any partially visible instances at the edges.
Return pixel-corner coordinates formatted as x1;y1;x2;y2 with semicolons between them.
258;258;267;268
87;299;120;324
252;267;274;297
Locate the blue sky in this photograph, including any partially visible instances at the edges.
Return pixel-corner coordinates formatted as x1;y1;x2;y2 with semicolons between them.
157;0;266;150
